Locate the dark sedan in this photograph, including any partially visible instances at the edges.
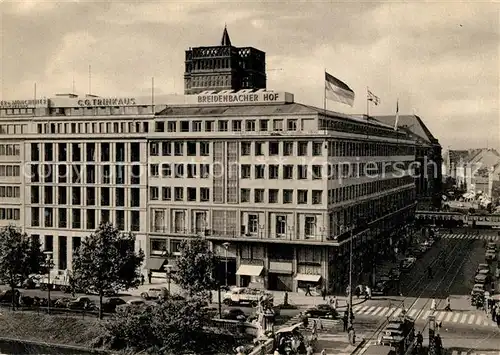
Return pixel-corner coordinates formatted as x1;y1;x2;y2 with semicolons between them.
304;305;339;319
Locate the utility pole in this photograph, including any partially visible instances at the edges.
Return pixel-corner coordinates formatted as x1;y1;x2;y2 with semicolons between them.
348;228;353;329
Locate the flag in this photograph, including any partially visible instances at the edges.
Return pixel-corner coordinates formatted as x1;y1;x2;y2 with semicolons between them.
394;99;399;131
367;89;380;105
325;72;355;107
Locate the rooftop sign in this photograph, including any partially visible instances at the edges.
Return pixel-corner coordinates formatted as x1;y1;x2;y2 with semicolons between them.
76;97;136;107
0;98;48;108
186;90;294;105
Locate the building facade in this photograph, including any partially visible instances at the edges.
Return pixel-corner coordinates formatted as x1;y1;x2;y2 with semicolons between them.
0;90;417;293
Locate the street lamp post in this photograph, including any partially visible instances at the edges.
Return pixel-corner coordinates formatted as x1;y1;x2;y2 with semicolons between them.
44;251;53;315
222;242;230;287
348;228;353;329
165;264;172;294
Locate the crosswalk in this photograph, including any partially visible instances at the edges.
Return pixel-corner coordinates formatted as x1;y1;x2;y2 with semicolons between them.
351;304;498;327
450;350;499;355
440;233;499;241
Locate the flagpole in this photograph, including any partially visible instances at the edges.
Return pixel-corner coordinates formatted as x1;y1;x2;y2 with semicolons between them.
324;69;327;115
366;86;370;119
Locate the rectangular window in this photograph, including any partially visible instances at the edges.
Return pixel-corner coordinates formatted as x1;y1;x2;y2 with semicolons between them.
116;210;125;230
241;142;251;156
58;165;67;183
268;165;279;179
218;120;228;132
305;216;316;237
161;142;171;156
162;187;171;201
58;208;67;228
187;164;197;178
72;209;81;228
298;142;308;156
44;208;53;227
312;190;322;204
268;189;279;203
131;165;140;184
155;121;164;132
298;190;308;204
254;189;264;203
72;143;81;161
72;187;81;205
31;143;40;161
130;142;141;162
31;186;39;204
44;186;53;204
174;142;183;156
31;207;39;227
116;165;125;184
245;120;256;132
187;187;197;201
200;188;210;202
275;215;286;236
187;142;197;156
283;189;293;204
58;143;67;161
130;211;140;231
200;142;210;156
150;187;159;200
240;188;250;202
44;143;53;161
131;188;140;207
86;165;95;183
101;143;110;161
312;142;323;156
45;235;53;252
101;187;110;206
269;142;279;155
86;143;96;162
174;187;183;201
174;164;184;178
150;142;159;156
162;163;171;177
116;187;125;207
241;165;251;179
255;165;265;179
86;187;95;205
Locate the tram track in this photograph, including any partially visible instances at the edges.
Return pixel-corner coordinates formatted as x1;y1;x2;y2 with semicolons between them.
353;237;474;354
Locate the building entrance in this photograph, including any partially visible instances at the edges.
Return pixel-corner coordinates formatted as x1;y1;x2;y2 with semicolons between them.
268;273;292;291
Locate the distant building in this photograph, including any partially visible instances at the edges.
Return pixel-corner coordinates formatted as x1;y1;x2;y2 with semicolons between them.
184;26;266;94
374;114;442;210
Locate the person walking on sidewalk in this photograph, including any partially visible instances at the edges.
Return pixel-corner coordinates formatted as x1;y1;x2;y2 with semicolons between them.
365;285;372;300
147;270;152;284
140;274;145;286
444;296;451;312
321;286;327;301
305;285;312;296
430;298;436;312
342;312;348;332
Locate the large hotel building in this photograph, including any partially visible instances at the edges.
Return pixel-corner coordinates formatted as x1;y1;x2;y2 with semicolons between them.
0;28;439;293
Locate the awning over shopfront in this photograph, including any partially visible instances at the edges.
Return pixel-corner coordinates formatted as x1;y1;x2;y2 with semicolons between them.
145;258;167;270
294;274;321;282
236;264;264;276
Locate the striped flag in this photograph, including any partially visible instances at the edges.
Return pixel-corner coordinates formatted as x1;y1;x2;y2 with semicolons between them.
367;89;380;105
394;99;399;131
325;72;355;107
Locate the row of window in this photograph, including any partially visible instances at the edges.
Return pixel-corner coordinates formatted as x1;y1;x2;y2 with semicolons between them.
150;186;210;202
31;142;141;163
0;185;20;198
0;164;20;177
36;119;150;135
29;164;141;185
31;207;140;231
1;108;35;116
0;208;20;221
0;144;20;156
149;139;414;158
30;186;141;208
0;124;26;135
239;188;323;205
327;176;414;204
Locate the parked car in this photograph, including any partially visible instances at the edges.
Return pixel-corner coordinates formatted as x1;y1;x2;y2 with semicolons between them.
401;257;416;271
485;250;497;261
221;308;247;321
86;286;117;297
304;305;338;319
140;287;168;300
474;273;490;285
101;297;126;313
67;296;94;310
0;289;20;303
116;299;147;314
371;281;388;296
471;283;485;296
54;297;72;308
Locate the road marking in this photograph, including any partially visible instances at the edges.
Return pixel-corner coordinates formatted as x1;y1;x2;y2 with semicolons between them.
437;311;446;322
385;308;395;317
444;312;453;322
408;309;417;318
392;308;402;317
460;314;467;323
370;306;383;316
378;307;390;317
467;314;475;324
460;352;468;355
365;306;376;314
422;310;431;320
353;305;362;312
452;313;460;322
451;351;458;355
359;305;369;313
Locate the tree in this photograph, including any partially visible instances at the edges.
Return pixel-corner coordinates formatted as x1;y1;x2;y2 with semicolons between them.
72;222;144;319
0;226;44;310
173;237;218;297
103;297;245;354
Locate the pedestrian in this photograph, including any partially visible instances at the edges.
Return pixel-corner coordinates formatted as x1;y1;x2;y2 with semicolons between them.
306;344;314;355
492;305;496;322
140;273;145;286
355;286;361;299
348;326;356;345
430;298;436;312
284;291;289;306
365;286;372;300
147;270;152;284
445;296;451;312
496;312;500;327
321;349;327;355
342;313;348;332
321;286;327;301
305;285;312;296
312;319;317;334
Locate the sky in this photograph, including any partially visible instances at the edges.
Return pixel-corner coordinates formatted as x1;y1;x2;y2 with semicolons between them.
1;0;499;151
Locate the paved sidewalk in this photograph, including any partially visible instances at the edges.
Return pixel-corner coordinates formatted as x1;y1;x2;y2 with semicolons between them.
127;278;368;308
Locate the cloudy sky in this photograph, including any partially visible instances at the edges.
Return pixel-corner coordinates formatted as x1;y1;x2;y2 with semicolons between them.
1;1;498;150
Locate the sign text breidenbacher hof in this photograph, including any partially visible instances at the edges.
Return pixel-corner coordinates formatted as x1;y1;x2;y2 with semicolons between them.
0;98;48;108
194;90;293;105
